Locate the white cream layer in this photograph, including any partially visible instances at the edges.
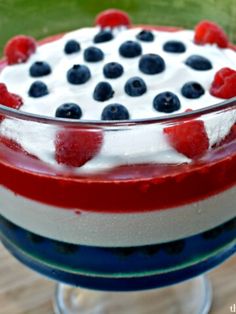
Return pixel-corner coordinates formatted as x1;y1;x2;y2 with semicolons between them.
0;27;236;172
0;185;235;247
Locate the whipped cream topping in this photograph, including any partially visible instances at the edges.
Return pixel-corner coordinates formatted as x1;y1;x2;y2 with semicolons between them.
0;27;236;171
1;27;236;119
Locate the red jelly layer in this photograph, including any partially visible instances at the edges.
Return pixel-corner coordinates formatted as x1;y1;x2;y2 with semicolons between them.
0;27;235;213
0;137;235;213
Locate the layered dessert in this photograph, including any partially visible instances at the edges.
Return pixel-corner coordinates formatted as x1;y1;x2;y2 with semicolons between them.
0;9;235;290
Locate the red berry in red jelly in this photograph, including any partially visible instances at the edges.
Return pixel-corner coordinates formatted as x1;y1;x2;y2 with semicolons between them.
55;129;103;167
95;9;131;28
164;120;209;159
210;67;236;99
225;124;236;143
4;35;37;65
194;20;228;48
219;124;236;146
0;83;23;109
0;135;38;159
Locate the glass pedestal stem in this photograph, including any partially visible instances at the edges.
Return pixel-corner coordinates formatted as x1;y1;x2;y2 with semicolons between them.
54;275;212;314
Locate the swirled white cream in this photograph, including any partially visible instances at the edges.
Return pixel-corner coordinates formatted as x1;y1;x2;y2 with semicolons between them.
0;26;236;171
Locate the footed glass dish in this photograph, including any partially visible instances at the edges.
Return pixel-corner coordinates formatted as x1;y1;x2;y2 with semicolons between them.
0;2;236;313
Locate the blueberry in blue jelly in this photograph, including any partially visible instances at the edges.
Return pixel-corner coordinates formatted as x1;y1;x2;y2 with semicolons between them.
224;219;236;232
141;245;161;256
139;54;165;75
93;82;114;101
114;247;136;257
84;46;104;62
119;41;142;58
124;77;147;97
55;242;80;254
162;240;185;255
64;40;81;54
28;81;49;98
3;218;19;230
103;62;124;79
55;103;82;119
185;55;212;71
181;82;205;99
153;92;181;113
29;61;51;77
67;64;91;84
27;232;45;244
202;226;223;239
101;104;130;120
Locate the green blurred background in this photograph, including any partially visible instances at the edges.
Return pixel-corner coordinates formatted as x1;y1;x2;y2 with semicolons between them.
0;0;235;52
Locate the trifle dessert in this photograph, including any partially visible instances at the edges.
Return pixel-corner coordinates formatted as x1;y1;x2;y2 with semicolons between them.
0;8;235;298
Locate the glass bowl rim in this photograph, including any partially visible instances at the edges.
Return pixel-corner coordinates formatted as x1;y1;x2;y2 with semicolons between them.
0;97;235;127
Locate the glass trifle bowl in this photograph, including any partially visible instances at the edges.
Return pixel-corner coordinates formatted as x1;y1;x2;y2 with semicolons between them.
0;4;236;314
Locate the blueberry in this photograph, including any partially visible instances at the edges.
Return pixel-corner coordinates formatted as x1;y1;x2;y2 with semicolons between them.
27;232;45;244
28;81;49;98
181;82;205;99
114;247;136;257
224;219;236;232
202;226;223;240
55;103;82;119
163;40;186;53
93;82;114;102
55;242;79;254
29;61;51;77
101;104;130;120
162;240;185;255
141;245;161;256
139;54;165;75
64;40;81;54
67;64;91;84
84;46;104;62
94;30;114;43
153;92;181;113
185;55;212;71
2;218;19;230
103;62;124;79
124;77;147;97
119;41;142;58
103;247;136;257
136;30;154;42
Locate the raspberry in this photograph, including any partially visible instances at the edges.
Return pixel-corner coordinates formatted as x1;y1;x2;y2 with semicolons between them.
95;9;131;28
194;20;228;48
0;83;23;109
210;67;236;99
164;120;209;159
4;35;37;65
55;129;103;167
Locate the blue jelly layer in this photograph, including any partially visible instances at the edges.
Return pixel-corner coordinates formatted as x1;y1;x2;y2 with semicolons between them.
0;215;235;277
2;235;235;291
